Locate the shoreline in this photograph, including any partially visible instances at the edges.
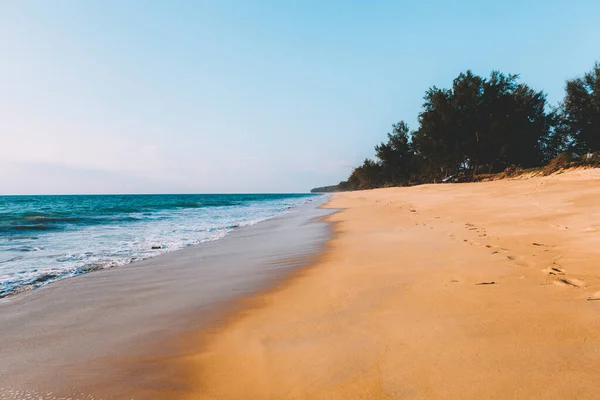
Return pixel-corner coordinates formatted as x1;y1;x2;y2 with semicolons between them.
0;194;319;300
0;196;335;399
170;169;600;399
87;202;341;400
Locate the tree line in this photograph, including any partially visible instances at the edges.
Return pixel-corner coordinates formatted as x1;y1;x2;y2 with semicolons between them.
313;61;600;192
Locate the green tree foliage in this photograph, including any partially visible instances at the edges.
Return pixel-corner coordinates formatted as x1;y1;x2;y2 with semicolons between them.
413;71;550;178
412;86;461;178
560;62;600;153
346;159;383;189
374;121;414;185
316;62;599;192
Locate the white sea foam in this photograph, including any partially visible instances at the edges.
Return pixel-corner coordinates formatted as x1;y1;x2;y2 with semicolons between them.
0;387;116;400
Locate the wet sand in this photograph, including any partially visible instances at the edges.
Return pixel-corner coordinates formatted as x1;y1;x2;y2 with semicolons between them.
0;197;333;399
177;169;600;399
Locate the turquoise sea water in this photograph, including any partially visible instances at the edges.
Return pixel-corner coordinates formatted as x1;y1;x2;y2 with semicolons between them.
0;194;318;298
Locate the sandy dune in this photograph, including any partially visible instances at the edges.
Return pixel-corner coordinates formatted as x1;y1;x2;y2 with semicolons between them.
180;169;600;399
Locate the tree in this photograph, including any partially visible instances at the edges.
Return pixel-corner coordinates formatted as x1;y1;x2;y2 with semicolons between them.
560;62;600;153
478;71;519;171
451;71;485;171
504;83;550;168
413;71;551;175
540;107;570;162
374;121;414;185
345;159;383;190
412;87;459;179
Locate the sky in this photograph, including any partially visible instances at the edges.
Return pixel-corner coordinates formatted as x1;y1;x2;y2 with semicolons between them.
1;0;599;194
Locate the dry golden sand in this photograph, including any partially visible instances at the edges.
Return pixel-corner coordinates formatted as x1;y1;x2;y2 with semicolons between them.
179;169;600;400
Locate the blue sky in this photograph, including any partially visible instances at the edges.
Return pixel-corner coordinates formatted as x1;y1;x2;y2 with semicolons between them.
1;0;598;194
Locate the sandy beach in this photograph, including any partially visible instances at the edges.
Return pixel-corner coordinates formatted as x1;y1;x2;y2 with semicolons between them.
175;169;600;400
4;2;599;398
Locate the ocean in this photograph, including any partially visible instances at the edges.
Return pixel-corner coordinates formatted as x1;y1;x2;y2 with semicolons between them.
0;193;318;298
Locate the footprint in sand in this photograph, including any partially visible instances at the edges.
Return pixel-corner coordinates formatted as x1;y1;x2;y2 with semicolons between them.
542;264;586;288
554;277;585;288
547;266;565;275
587;291;600;301
487;246;506;255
